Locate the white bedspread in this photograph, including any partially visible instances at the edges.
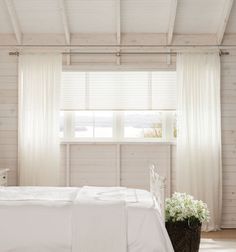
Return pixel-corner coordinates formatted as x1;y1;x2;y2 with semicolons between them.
72;187;127;252
0;186;174;252
0;186;78;204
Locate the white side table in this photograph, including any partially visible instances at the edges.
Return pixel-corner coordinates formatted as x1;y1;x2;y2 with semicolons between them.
0;169;9;186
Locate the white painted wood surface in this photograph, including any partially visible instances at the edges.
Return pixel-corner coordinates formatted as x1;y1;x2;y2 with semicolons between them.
226;0;236;33
12;0;63;34
1;0;236;46
216;0;234;44
0;51;17;185
174;0;224;34
3;33;236;48
0;168;9;186
58;0;70;45
60;143;171;196
221;51;236;228
3;0;22;44
121;0;171;33
167;0;177;45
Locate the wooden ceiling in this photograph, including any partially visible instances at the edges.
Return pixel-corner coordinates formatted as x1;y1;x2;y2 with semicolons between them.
0;0;236;47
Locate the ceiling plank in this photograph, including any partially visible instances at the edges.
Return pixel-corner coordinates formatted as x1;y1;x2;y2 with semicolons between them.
167;0;177;45
4;0;22;44
217;0;234;45
0;33;226;47
58;0;70;45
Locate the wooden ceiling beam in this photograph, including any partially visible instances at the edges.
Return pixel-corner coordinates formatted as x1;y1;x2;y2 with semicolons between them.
4;0;22;44
116;0;121;64
1;33;234;47
58;0;70;45
116;0;121;45
167;0;177;45
217;0;234;45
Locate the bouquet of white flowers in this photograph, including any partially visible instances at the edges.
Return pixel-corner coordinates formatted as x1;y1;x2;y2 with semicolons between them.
165;192;209;225
165;193;209;252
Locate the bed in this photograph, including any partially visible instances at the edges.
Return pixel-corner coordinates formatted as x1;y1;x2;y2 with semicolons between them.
0;167;174;252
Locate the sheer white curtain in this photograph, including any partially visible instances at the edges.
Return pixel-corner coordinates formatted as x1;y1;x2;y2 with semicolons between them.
18;54;62;186
176;53;222;231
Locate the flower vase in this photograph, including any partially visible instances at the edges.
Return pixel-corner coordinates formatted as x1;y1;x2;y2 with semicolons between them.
165;221;202;252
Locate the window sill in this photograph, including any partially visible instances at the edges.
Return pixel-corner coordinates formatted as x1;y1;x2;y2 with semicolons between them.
60;139;176;145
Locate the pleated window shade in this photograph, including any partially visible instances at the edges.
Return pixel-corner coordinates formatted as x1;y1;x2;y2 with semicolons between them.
61;71;176;110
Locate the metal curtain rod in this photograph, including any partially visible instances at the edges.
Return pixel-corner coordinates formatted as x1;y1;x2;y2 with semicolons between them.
9;51;229;56
4;44;236;47
62;51;229;56
62;52;178;55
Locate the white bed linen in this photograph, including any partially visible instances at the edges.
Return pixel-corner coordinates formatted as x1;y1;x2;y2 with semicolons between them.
72;187;127;252
0;186;174;252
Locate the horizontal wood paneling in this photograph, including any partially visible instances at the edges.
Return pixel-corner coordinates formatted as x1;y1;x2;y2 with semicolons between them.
69;144;118;187
221;54;236;228
120;144;170;194
0;51;18;185
171;145;176;193
60;144;66;186
60;143;171;196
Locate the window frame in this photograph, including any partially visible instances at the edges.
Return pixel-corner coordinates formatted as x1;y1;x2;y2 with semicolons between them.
60;110;176;143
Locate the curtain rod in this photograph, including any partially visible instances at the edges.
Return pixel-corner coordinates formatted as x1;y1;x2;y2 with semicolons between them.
9;51;229;56
4;44;236;47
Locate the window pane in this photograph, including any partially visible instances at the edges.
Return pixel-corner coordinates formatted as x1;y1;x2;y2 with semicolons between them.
60;111;64;138
94;112;113;138
124;111;162;138
75;111;113;138
75;111;93;138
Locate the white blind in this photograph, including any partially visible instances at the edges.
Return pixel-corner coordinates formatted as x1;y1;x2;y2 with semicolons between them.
61;72;86;110
152;71;176;110
61;71;176;110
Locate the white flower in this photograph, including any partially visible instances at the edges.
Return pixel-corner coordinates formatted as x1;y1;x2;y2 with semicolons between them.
165;192;210;223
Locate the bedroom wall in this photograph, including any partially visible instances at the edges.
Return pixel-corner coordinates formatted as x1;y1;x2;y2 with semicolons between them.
0;51;18;185
0;49;236;227
221;51;236;228
60;143;172;197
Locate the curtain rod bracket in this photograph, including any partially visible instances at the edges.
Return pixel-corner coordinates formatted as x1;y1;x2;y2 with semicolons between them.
9;51;19;56
219;51;230;56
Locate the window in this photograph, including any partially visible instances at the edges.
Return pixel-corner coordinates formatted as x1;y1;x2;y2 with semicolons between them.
60;111;176;142
60;71;176;142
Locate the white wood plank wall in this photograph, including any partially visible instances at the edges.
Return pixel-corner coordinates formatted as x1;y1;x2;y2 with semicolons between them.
70;144;118;187
60;143;171;196
221;51;236;228
120;144;171;196
171;145;176;193
1;50;236;227
0;51;18;185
